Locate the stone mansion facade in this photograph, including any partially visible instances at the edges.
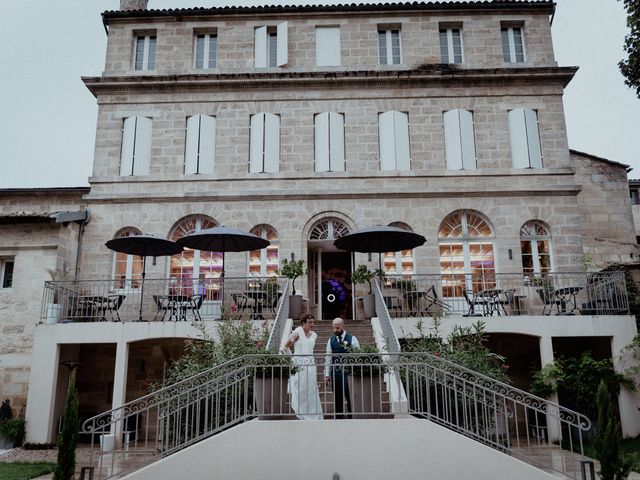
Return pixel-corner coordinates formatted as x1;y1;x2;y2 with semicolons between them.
1;0;639;444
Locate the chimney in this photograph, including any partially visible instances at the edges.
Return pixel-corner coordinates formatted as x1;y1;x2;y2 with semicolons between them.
120;0;148;11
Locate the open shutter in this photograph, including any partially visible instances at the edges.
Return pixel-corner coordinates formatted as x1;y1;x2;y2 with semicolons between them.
459;110;476;169
120;117;136;176
132;116;152;175
277;22;288;66
329;112;345;171
394;111;410;171
524;108;542;168
443;110;463;170
509;108;529;168
264;113;280;172
198;115;216;174
184;115;200;174
249;113;264;172
314;112;330;172
379;111;396;171
255;26;267;68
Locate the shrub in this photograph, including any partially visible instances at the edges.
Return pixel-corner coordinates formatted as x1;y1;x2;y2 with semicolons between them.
0;417;26;447
54;369;79;480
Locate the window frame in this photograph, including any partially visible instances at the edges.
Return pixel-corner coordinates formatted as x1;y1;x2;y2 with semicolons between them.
501;26;526;63
439;28;463;64
508;107;543;169
248;225;279;277
378;28;402;65
134;34;157;71
184;114;216;174
378;110;411;171
112;229;143;290
443;109;477;170
194;32;218;69
0;258;14;289
255;23;288;68
520;221;553;275
249;113;281;173
120;116;152;176
314;112;346;172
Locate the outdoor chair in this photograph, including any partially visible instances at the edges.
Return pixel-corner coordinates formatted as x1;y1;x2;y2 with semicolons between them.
463;290;488;317
422;285;451;317
497;289;516;316
231;292;253;317
153;295;169;321
187;294;204;321
269;292;283;316
106;294;125;322
537;288;562;316
581;281;625;315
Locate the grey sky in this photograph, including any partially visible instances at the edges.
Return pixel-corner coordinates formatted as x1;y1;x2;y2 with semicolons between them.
0;0;638;188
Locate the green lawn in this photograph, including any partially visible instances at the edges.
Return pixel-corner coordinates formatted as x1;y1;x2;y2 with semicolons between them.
0;462;56;480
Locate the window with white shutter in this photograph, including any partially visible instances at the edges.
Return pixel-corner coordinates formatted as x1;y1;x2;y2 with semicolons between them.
508;108;543;168
501;26;526;63
134;35;156;70
255;23;288;68
439;28;463;64
314;112;345;172
378;29;401;65
194;33;217;69
185;115;216;174
443;109;476;170
120;116;152;176
250;113;280;173
315;27;341;66
378;111;411;171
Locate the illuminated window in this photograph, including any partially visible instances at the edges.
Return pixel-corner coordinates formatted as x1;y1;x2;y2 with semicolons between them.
520;221;552;275
384;222;415;275
169;215;221;285
438;210;495;297
249;225;279;277
112;228;144;289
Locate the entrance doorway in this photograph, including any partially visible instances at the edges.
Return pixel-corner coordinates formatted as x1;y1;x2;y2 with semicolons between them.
308;249;353;320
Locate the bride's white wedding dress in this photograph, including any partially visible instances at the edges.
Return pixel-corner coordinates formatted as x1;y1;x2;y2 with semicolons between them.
288;326;323;420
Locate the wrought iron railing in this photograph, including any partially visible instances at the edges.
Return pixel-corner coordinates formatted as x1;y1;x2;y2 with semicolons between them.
378;272;629;318
40;276;288;323
80;352;591;480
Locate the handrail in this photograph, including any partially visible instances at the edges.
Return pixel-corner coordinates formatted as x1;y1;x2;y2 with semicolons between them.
266;280;291;351
373;279;401;353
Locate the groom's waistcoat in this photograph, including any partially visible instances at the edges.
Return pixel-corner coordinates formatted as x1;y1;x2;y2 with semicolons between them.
330;332;353;364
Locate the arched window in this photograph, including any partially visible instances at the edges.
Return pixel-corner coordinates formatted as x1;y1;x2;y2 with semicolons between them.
112;227;144;289
309;218;351;240
520;220;552;274
249;225;279;277
438;210;495;297
169;215;221;282
384;222;415;275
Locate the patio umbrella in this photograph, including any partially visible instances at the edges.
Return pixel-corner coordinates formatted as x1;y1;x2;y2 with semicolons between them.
105;234;183;321
333;225;426;275
175;226;270;307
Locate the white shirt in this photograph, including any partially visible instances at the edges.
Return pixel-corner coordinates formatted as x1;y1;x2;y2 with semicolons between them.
324;332;360;377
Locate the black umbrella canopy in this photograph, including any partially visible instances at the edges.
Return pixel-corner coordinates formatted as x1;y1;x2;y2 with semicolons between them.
175;226;270;252
105;234;183;257
333;225;426;253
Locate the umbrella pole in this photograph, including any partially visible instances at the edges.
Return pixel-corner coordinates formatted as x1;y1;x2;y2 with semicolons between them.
221;245;225;320
138;256;146;322
378;253;383;283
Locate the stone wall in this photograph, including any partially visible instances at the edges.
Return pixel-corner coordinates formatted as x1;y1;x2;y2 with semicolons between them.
103;9;556;74
572;151;638;267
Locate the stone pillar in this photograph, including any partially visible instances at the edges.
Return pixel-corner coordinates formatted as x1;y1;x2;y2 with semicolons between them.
539;336;561;442
120;0;148;11
109;340;130;447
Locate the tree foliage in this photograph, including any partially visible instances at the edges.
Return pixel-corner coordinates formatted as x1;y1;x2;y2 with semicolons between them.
54;369;79;480
619;0;640;97
403;319;508;381
593;380;633;480
530;352;633;420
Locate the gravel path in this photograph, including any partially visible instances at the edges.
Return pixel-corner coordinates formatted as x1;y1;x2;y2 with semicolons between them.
0;447;93;464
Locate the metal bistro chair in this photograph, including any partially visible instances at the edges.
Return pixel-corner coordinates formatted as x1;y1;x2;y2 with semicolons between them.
537;288;562;316
463;290;489;317
422;285;451;317
187;294;204;321
153;295;170;321
231;292;253;318
106;294;125;322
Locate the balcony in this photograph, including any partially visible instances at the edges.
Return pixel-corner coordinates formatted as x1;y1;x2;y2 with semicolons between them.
40;276;287;323
377;272;629;318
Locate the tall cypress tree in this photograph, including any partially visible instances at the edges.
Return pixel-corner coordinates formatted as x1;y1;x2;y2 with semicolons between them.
54;369;79;480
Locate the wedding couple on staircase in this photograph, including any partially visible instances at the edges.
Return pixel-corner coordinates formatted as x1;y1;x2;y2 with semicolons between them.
285;315;360;420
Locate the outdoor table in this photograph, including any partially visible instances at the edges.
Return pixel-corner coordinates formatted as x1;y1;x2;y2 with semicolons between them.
553;286;582;315
166;294;193;321
244;290;267;319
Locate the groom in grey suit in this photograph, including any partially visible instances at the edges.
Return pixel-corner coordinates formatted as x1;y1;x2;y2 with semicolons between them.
324;317;360;419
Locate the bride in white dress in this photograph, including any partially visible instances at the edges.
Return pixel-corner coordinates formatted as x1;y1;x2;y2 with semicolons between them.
285;314;323;420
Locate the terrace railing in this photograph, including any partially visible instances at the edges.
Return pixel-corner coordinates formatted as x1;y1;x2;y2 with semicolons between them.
40;276;288;323
378;271;629;318
80;352;591;480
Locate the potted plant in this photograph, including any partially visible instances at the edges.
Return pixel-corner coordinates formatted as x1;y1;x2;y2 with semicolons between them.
278;259;306;320
0;417;26;448
352;264;376;319
343;344;387;418
45;268;68;324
